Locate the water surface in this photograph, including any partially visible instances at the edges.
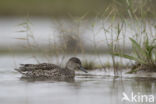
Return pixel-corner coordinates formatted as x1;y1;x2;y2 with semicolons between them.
0;55;156;104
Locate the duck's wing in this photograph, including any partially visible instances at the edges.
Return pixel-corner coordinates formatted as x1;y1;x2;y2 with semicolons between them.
15;63;61;74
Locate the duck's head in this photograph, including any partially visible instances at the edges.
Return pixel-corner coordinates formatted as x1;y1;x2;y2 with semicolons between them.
66;57;88;73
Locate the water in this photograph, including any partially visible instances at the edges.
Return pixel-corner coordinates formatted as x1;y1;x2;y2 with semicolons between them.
0;55;156;104
0;17;155;48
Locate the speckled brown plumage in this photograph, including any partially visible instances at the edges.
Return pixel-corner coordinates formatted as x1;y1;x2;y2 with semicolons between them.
15;57;87;80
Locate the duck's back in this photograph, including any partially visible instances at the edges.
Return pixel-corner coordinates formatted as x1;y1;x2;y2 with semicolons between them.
15;63;65;79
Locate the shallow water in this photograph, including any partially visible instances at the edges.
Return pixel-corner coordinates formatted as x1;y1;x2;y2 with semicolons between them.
0;55;156;104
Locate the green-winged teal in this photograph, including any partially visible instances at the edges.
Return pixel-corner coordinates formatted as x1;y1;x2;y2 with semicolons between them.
15;57;87;80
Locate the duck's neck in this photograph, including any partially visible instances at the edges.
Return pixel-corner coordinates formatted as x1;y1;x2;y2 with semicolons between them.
65;67;75;75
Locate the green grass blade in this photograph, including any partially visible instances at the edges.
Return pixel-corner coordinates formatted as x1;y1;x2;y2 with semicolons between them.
129;38;146;58
113;53;146;64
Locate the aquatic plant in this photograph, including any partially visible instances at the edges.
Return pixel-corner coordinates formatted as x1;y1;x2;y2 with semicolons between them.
114;37;156;73
82;60;107;70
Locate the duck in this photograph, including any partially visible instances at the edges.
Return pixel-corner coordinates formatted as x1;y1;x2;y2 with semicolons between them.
15;57;87;80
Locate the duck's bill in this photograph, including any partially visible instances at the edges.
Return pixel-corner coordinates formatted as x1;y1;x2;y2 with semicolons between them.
80;66;88;73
